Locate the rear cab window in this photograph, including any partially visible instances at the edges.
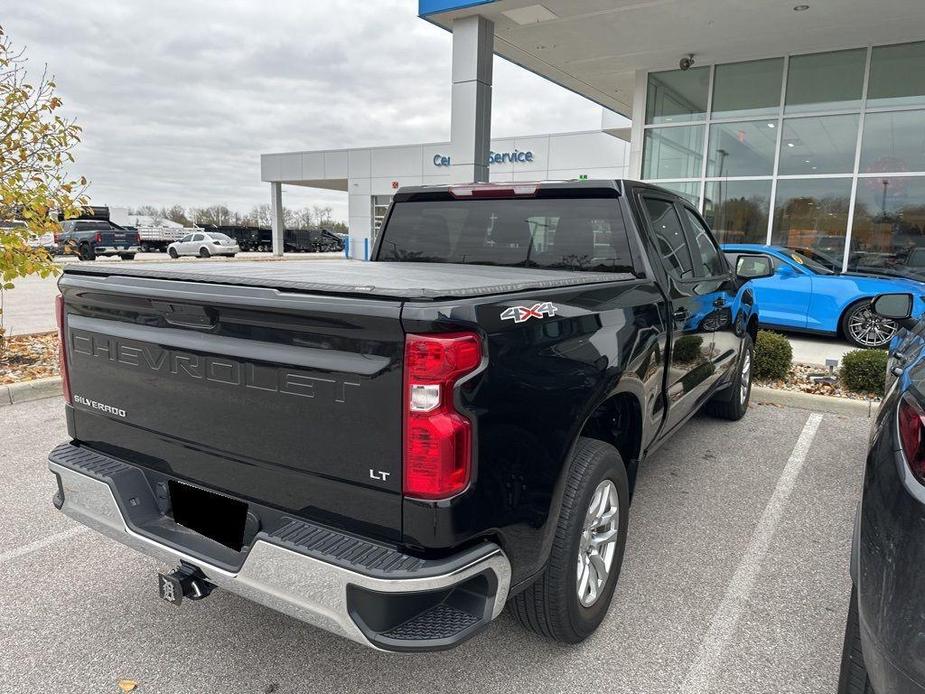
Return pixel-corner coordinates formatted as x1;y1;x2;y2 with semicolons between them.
377;196;636;274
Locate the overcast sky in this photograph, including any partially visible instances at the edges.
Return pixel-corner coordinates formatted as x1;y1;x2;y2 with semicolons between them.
5;1;619;221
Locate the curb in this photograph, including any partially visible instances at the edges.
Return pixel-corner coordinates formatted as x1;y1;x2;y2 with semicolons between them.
752;385;879;418
0;376;63;407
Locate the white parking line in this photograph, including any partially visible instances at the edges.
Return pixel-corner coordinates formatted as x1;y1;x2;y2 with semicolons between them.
0;526;87;564
680;412;824;694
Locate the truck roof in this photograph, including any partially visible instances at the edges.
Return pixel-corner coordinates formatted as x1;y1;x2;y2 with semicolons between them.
61;260;632;300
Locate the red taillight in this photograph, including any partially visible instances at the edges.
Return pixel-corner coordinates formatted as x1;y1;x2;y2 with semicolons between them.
403;332;482;500
898;392;925;484
95;232;102;244
55;295;72;403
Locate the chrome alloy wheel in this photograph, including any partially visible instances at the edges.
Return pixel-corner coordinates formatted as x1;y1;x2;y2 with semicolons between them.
576;479;620;608
848;305;897;348
740;349;752;405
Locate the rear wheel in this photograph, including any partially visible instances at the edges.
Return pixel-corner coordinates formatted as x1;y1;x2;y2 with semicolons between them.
168;247;179;259
199;247;211;258
77;243;95;261
706;333;753;420
510;437;629;643
842;300;897;349
837;586;875;693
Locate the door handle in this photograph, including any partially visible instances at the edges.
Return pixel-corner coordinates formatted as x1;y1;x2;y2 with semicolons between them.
673;307;689;322
893;351;906;364
713;297;727;308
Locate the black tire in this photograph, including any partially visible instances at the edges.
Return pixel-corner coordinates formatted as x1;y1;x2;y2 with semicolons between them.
168;247;179;259
837;586;875;694
199;247;211;258
140;242;151;252
510;437;629;643
77;243;95;261
119;253;135;261
228;253;236;258
841;300;897;349
706;333;753;420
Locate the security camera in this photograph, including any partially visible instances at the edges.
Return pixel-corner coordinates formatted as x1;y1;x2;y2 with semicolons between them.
679;54;695;71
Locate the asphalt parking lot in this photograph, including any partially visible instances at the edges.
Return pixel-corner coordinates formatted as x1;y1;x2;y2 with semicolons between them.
0;396;866;693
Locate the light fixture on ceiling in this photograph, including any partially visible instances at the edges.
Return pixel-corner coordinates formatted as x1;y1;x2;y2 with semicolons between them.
793;4;810;10
787;142;795;147
768;123;776;128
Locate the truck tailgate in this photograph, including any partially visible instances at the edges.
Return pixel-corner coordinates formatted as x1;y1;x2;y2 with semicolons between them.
59;273;404;541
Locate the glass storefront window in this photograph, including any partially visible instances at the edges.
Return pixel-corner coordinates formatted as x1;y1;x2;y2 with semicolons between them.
706;121;777;177
704;180;772;244
778;114;859;175
849;176;925;281
711;58;783;119
642;126;705;179
860;110;925;174
785;49;866;114
653;181;702;206
645;67;710;124
868;41;925;109
771;178;852;270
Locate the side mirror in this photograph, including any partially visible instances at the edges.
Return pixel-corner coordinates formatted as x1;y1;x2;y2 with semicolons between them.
872;293;917;329
735;255;774;280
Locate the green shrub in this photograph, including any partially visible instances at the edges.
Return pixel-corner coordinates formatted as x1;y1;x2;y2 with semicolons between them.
754;330;792;380
840;349;888;396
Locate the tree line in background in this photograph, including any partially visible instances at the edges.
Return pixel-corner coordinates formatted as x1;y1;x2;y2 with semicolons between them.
127;203;348;233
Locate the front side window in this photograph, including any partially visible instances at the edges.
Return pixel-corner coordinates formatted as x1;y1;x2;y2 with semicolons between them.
378;197;635;274
642;197;694;279
682;207;726;277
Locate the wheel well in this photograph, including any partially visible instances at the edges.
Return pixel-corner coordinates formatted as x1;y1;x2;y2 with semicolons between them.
837;297;873;338
579;393;642;490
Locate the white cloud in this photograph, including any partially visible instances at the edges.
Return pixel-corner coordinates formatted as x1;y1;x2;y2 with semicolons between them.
4;1;620;221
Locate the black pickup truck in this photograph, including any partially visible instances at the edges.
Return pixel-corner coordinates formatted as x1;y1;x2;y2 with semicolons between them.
49;180;771;652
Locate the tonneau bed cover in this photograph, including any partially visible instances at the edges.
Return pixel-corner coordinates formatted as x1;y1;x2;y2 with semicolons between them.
62;259;632;300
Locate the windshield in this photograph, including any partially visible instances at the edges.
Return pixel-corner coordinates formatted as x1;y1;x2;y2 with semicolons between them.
782;247;838;274
378;197;635;274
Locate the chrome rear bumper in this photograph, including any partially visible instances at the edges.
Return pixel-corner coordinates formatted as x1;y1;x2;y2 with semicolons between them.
49;444;510;651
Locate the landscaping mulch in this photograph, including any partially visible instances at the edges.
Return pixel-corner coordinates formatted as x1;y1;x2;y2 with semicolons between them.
755;362;881;402
0;331;60;385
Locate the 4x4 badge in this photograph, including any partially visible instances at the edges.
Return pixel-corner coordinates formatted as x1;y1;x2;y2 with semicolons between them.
501;302;559;324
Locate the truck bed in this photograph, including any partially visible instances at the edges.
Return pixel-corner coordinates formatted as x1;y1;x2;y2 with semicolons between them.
63;259;631;299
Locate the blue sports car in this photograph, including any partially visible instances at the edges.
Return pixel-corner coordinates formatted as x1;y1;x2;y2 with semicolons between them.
722;244;925;348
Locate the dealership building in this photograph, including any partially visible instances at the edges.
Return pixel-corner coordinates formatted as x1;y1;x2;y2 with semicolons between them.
263;0;925;274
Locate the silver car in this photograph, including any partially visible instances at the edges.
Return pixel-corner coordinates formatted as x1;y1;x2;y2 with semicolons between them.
167;231;240;258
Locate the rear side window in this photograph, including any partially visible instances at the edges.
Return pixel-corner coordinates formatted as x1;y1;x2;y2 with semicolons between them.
378;197;635;273
641;197;695;279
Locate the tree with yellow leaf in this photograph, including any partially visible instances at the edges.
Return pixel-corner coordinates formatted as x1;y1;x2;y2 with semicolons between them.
0;24;88;335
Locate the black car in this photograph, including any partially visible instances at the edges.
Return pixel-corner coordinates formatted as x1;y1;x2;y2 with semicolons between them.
839;292;925;693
